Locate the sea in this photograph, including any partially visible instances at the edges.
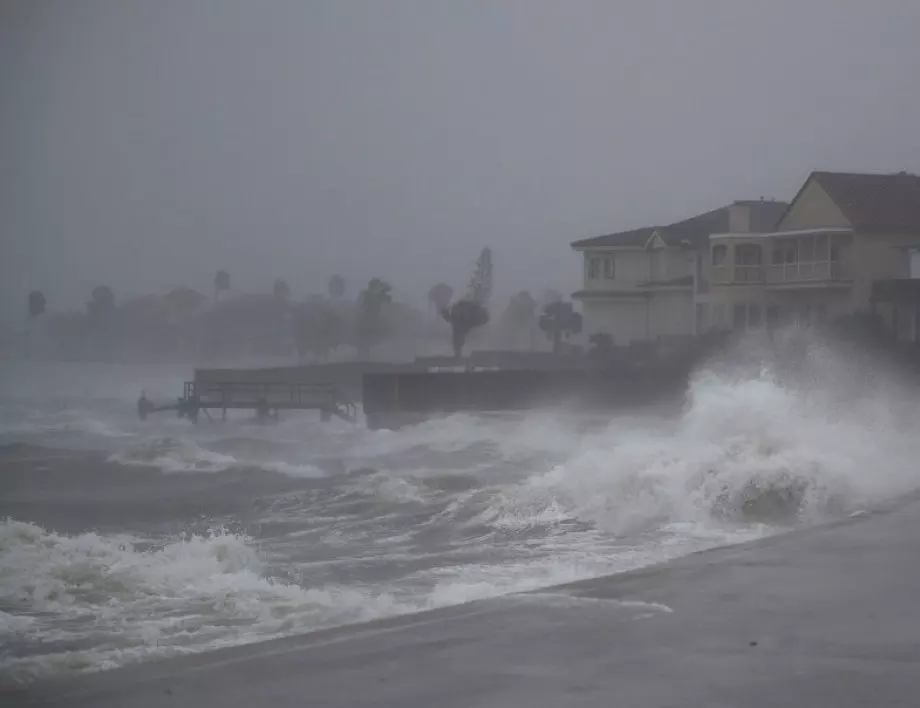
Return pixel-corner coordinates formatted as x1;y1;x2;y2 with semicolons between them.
2;332;920;686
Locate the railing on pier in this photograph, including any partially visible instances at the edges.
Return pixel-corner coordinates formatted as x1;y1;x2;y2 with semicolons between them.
140;380;357;423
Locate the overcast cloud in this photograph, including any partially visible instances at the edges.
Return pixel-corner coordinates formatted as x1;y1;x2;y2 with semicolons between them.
2;0;919;318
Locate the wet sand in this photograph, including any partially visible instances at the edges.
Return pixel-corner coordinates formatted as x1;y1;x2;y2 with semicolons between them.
10;493;920;707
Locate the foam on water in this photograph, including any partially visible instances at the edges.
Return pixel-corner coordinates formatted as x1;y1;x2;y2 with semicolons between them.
0;520;408;683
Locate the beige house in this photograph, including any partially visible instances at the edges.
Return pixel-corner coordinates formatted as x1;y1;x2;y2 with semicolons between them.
708;171;920;334
571;200;787;344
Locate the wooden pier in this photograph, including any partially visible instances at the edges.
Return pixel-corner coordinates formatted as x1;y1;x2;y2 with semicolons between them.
139;378;358;424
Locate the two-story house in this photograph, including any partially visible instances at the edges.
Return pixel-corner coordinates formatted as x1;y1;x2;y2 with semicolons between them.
708;171;920;334
570;200;787;344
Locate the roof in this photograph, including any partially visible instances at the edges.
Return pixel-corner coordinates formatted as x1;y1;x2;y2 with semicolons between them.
782;171;920;233
572;200;788;249
571;226;656;249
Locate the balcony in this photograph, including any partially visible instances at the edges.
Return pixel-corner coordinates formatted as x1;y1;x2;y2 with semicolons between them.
766;261;849;284
712;261;849;286
711;265;763;284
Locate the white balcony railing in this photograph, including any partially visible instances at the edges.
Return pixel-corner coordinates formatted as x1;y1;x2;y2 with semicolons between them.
766;261;848;283
711;265;763;284
712;261;848;285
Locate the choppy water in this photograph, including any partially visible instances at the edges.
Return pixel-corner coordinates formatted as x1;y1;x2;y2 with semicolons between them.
2;333;920;685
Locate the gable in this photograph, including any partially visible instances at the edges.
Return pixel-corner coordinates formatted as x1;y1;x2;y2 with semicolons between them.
644;230;669;250
776;176;853;231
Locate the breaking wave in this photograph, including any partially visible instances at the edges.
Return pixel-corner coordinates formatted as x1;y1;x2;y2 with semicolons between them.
0;520;407;684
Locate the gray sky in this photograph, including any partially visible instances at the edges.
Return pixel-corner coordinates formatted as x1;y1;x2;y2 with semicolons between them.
2;0;919;319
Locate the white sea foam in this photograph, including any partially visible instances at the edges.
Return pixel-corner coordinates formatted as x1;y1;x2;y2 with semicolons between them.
0;520;407;683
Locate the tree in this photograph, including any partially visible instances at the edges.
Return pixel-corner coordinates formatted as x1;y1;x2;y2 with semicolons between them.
428;283;454;314
87;285;116;317
273;278;291;301
355;278;393;358
214;270;231;300
28;290;46;319
467;248;493;306
440;300;489;358
328;274;346;300
539;300;583;353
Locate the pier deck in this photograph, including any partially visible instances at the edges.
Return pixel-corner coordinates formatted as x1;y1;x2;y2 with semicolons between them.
140;379;358;423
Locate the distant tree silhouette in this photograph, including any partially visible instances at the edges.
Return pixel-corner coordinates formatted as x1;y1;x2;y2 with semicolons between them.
328;274;346;299
273;278;291;301
214;270;231;300
467;248;493;306
441;300;489;358
28;290;46;319
539;301;582;353
87;285;116;317
355;278;392;358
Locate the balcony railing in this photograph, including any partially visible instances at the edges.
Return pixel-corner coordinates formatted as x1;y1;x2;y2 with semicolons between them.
766;261;848;283
711;265;763;284
712;261;849;285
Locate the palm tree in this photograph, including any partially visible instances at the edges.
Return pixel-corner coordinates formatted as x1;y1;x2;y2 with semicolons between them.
214;270;231;300
355;278;393;358
538;300;582;353
440;300;489;358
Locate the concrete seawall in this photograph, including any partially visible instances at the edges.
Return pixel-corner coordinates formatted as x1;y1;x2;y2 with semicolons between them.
11;495;920;707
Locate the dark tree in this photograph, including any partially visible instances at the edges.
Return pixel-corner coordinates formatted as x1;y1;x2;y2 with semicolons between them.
539;301;582;353
440;300;489;358
355;278;392;358
87;285;116;317
467;248;493;306
28;290;46;319
328;274;346;299
214;270;231;299
273;278;291;301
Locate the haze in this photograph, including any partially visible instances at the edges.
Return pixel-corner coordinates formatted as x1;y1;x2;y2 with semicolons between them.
2;0;919;319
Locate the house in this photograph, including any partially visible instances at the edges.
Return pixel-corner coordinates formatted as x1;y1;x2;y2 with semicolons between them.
707;171;920;335
570;200;787;344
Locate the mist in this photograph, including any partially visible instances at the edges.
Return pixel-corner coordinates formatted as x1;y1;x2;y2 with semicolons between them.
3;0;919;324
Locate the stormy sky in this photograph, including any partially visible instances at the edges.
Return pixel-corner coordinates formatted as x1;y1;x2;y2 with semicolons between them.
2;0;919;319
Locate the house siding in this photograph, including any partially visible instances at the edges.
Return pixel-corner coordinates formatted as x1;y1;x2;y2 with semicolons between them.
776;179;851;231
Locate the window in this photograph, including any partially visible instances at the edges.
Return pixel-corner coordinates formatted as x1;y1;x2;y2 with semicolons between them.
588;255;614;280
748;304;762;327
588;257;601;279
712;245;727;265
736;244;763;265
603;257;615;280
